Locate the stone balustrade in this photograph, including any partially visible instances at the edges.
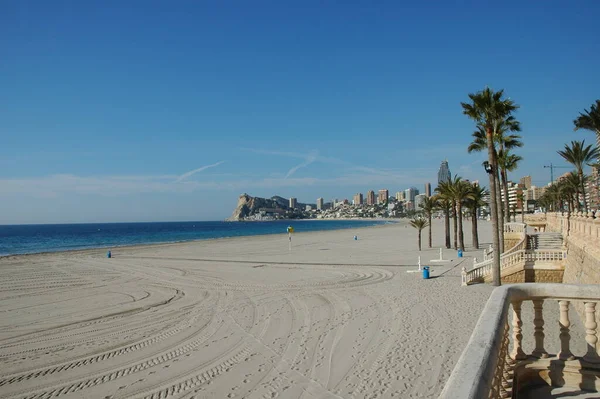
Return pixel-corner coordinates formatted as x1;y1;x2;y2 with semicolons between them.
504;222;527;233
546;211;600;245
440;284;600;399
463;224;528;286
462;248;566;286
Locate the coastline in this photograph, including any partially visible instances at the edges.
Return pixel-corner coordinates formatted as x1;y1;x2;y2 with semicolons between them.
0;218;404;260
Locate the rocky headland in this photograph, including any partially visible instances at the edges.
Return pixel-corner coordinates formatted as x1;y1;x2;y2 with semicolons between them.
227;193;403;221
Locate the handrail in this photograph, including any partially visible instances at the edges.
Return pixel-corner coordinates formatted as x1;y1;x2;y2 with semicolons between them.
439;283;600;399
503;222;527;233
463;248;566;285
465;223;528;285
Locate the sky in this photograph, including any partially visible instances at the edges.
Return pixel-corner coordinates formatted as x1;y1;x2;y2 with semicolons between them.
1;1;599;224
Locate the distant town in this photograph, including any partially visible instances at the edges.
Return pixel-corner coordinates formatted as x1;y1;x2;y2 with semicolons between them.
228;159;600;221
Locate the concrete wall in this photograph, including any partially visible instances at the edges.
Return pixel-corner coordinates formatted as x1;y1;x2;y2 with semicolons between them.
562;240;600;286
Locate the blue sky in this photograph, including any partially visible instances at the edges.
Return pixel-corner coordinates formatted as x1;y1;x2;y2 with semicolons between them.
1;1;599;223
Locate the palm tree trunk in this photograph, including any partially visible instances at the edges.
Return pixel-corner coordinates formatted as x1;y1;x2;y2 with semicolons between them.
487;128;502;286
452;203;458;250
418;230;422;251
458;202;465;251
579;169;588;213
495;171;505;253
471;208;479;249
428;213;432;248
444;209;451;249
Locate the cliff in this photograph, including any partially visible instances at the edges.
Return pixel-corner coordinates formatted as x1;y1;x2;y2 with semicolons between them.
227;194;314;221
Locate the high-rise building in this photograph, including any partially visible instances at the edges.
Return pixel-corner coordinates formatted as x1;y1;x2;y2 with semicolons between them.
366;190;376;205
404;187;418;203
586;167;600;209
519;176;532;190
414;194;427;211
289;197;297;209
437;160;451;186
424;183;432;197
525;186;546;201
353;193;363;205
395;191;405;201
316;197;324;210
501;182;525;213
378;189;389;204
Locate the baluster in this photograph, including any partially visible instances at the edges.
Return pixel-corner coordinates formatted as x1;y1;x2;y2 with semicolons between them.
511;300;526;360
532;300;548;358
500;319;511;398
557;300;575;360
583;302;600;363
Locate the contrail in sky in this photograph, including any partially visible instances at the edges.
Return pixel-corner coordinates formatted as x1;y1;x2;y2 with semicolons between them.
285;150;318;179
176;161;225;182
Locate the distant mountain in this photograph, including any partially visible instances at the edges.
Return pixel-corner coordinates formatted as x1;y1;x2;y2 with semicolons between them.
227;194;315;221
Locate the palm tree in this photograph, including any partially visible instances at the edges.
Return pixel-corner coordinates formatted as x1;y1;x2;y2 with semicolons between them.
409;217;429;251
462;87;519;287
464;185;488;249
468;121;523;224
436;181;457;249
557;140;600;213
420;196;438;248
563;172;586;213
574;100;600;155
436;196;452;249
453;178;474;252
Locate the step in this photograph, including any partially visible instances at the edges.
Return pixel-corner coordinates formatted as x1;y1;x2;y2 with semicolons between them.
519;385;599;398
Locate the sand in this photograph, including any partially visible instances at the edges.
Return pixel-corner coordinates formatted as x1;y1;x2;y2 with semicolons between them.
0;219;503;398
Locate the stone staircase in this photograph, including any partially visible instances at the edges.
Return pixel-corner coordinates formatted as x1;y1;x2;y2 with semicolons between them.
464;228;566;285
528;232;563;250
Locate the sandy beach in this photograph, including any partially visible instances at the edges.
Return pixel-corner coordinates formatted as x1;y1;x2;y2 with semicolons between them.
0;220;498;398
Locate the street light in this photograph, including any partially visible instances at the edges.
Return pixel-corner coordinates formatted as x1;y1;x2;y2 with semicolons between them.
483;161;494;174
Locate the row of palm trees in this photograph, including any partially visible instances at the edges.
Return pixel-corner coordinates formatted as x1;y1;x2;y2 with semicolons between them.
459;90;599;286
537;99;600;213
409;177;488;252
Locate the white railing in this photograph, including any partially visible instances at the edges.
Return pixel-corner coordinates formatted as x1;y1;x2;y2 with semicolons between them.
503;222;527;233
463;248;566;285
440;284;600;399
464;223;528;285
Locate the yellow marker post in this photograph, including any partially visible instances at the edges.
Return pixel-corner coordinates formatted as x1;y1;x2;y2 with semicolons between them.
287;226;294;251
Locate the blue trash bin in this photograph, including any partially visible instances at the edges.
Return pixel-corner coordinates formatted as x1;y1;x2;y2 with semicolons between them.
107;250;111;259
458;249;463;258
422;266;430;279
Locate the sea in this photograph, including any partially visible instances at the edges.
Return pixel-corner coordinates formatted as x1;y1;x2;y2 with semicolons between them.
0;220;391;256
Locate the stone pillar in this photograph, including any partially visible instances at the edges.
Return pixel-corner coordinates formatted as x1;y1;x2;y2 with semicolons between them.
558;300;575;360
584;302;600;363
532;300;548;358
511;301;526;360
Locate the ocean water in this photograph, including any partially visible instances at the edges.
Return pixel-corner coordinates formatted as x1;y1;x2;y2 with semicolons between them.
0;220;390;256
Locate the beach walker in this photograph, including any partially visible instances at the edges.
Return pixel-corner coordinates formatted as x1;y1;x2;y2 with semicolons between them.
422;266;430;279
107;250;112;259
